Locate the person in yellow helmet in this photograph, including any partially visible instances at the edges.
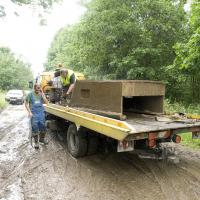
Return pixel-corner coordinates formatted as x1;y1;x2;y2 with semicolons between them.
60;68;76;97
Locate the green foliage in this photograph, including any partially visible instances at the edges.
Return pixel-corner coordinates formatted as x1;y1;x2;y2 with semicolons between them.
46;0;187;81
46;0;200;105
169;0;200;104
180;133;200;149
0;91;7;110
190;0;200;30
164;99;200;115
45;27;72;70
0;47;33;90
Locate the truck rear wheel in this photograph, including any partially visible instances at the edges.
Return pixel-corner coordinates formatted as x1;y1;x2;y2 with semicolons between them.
67;124;87;158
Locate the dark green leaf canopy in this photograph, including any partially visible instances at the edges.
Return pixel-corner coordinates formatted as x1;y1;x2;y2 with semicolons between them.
46;0;186;81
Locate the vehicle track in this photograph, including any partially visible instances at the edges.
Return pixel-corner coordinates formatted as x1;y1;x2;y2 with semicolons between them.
0;105;200;200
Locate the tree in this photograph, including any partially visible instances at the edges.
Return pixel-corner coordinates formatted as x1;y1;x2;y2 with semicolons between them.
46;0;187;81
169;0;200;103
0;47;33;90
45;27;72;70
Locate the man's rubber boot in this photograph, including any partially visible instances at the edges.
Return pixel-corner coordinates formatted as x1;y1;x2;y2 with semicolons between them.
34;135;39;149
39;132;49;145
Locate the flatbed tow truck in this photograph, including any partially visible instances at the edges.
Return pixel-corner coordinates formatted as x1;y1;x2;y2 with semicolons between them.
41;78;200;159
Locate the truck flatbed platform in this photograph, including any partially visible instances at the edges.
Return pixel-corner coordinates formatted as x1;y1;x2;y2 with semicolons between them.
45;104;200;141
126;113;200;133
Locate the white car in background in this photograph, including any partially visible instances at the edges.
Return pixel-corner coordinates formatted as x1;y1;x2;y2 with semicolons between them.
5;90;25;105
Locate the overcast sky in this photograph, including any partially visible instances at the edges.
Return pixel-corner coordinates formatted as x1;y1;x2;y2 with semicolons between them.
0;0;191;77
0;0;85;76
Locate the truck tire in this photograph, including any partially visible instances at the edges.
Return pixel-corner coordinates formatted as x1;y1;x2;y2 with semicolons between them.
67;124;88;158
87;135;99;156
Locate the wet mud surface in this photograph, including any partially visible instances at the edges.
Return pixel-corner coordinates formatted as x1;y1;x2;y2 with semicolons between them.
0;105;200;200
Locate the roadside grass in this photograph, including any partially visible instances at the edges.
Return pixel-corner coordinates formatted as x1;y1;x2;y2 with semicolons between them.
164;99;200;149
180;133;200;149
164;99;200;115
0;91;8;111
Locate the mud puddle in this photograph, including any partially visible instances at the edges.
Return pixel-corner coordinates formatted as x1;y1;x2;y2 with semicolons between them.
0;105;200;200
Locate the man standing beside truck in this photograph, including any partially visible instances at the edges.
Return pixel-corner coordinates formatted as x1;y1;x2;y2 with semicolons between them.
25;84;49;149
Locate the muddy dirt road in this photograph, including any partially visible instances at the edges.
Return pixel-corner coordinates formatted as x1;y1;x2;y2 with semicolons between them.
0;105;200;200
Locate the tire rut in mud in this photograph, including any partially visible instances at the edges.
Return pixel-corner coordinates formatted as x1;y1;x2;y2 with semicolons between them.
0;105;200;200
